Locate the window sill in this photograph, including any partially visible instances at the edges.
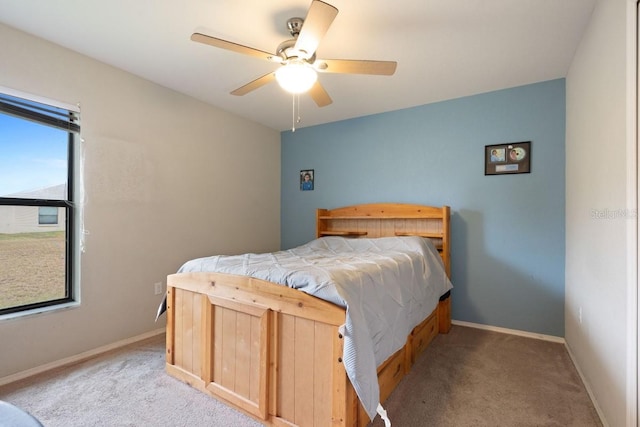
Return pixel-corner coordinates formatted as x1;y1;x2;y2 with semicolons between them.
0;301;80;322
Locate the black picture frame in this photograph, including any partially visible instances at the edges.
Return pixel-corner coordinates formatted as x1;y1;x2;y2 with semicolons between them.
485;141;531;175
300;169;314;191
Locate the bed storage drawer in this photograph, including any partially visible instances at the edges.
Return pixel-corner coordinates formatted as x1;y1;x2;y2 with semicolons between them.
410;310;438;364
357;348;407;427
377;349;406;403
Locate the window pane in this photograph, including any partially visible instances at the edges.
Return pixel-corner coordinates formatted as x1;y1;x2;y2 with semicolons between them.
0;113;68;199
0;206;67;310
38;206;59;225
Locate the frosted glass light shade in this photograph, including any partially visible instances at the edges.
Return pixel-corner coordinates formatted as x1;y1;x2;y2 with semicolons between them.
275;62;317;94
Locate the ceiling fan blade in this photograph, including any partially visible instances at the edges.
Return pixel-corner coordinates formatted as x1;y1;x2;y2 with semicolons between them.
191;32;274;61
294;0;339;58
316;59;397;76
230;72;276;96
309;80;332;107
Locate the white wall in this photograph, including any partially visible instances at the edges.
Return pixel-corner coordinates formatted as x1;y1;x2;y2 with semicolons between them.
0;23;281;378
565;0;634;425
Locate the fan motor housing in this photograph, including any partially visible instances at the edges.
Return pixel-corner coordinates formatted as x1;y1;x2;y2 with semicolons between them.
276;18;313;62
276;38;315;63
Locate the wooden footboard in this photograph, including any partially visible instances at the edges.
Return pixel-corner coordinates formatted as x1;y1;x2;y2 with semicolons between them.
166;272;451;427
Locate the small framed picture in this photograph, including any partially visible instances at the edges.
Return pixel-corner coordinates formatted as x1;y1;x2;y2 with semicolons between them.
485;141;531;175
300;169;314;191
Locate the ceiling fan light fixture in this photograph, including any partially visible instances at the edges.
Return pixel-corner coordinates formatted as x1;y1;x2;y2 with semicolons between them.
275;61;318;94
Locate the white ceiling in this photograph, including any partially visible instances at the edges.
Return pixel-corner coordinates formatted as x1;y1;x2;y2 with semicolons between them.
0;0;595;132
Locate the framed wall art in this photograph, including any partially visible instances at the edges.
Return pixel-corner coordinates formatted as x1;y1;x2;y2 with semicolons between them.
300;169;314;191
485;141;531;175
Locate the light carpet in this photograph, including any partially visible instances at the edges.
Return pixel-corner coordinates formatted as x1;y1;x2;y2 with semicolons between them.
0;326;602;426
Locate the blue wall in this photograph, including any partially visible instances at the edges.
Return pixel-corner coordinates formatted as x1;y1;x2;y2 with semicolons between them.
281;79;566;337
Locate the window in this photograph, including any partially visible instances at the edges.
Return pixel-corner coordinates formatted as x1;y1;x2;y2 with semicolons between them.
38;207;59;225
0;89;80;315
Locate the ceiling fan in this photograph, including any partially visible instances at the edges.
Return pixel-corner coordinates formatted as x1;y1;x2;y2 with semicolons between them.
191;0;397;107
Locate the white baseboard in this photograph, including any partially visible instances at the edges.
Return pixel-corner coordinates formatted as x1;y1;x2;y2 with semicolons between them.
0;328;165;387
451;319;565;343
564;342;609;427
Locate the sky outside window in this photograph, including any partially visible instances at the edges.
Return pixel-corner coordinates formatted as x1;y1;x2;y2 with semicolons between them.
0;113;68;197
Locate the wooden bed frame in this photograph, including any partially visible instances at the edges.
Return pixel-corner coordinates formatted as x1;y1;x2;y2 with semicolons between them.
165;203;452;426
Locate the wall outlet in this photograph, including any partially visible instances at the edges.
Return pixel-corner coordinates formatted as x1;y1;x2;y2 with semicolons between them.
154;282;163;295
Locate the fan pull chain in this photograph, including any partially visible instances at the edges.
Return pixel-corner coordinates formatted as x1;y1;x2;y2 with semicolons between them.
292;93;295;132
291;94;303;132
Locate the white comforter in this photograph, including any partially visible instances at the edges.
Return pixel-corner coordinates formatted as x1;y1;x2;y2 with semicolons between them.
178;236;453;421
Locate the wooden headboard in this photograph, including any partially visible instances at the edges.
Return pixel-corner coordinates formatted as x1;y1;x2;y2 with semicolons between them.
316;203;451;277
